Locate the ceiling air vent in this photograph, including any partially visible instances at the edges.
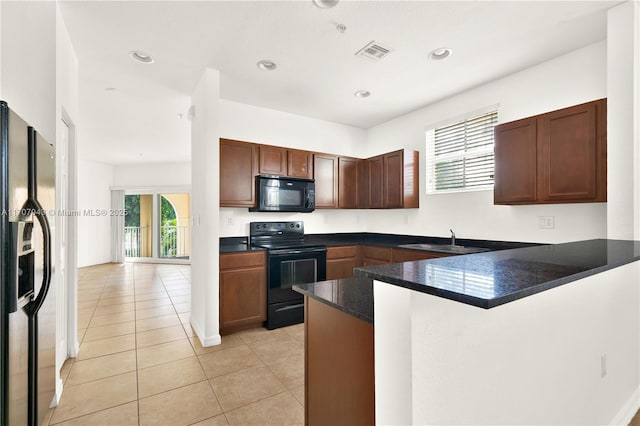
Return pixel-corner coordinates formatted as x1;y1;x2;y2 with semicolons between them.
355;41;393;61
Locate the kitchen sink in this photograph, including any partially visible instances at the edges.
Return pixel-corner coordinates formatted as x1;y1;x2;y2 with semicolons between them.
398;243;491;255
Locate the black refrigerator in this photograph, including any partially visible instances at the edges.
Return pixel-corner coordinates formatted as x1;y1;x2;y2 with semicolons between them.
0;101;56;426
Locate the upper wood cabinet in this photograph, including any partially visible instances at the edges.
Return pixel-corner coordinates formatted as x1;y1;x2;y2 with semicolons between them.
338;156;362;209
494;119;537;204
219;138;419;209
494;99;607;205
366;150;419;209
367;155;384;208
220;139;258;207
314;154;339;208
259;145;287;176
288;149;313;179
259;146;313;179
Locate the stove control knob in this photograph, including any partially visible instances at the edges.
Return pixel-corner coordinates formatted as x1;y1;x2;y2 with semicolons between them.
295;223;300;228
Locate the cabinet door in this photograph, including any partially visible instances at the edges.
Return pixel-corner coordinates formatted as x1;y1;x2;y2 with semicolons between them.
367;156;384;208
383;151;403;208
338;157;359;209
326;245;361;279
538;101;600;202
259;145;288;176
326;259;358;280
314;154;338;208
494;118;537;204
357;160;369;209
220;139;258;207
220;267;266;330
288;149;313;179
362;245;391;266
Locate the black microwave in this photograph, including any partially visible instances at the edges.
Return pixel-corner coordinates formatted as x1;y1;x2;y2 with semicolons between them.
250;175;316;213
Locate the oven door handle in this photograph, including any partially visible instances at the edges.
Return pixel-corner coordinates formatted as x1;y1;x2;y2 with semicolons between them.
269;248;327;255
275;303;304;313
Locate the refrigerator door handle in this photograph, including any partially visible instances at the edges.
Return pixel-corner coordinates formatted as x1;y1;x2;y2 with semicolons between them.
19;201;51;317
21;130;52;317
26;203;51;316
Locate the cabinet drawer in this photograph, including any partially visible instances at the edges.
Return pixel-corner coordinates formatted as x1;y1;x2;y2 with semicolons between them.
220;251;265;270
362;246;392;262
327;245;359;259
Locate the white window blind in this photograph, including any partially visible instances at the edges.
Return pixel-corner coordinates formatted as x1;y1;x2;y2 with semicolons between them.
426;110;498;193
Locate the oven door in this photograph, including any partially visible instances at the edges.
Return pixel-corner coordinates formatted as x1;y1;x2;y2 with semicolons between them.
267;247;327;305
266;247;326;329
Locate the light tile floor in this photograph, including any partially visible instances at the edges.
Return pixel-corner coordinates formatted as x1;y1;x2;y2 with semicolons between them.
46;263;305;426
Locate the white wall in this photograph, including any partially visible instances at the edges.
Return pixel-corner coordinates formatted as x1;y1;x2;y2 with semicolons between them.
77;160;113;267
365;41;608;244
607;2;637;239
113;162;191;188
190;69;221;347
0;1;56;140
218;99;367;237
375;261;640;425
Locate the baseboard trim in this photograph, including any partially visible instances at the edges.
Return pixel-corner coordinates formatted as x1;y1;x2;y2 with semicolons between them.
611;385;639;425
51;378;64;407
190;317;221;347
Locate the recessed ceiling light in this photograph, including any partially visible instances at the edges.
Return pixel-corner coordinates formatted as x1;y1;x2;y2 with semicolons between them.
354;90;371;98
428;47;452;61
257;60;277;71
129;50;154;64
312;0;339;9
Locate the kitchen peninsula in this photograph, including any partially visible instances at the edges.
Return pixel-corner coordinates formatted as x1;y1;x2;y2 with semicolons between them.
294;239;640;424
351;238;640;425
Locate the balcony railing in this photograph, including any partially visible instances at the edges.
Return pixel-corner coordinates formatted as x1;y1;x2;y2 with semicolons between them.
124;226;149;258
160;225;190;258
124;225;190;258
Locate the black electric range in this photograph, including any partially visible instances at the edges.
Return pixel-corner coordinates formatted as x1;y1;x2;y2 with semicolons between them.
250;221;327;329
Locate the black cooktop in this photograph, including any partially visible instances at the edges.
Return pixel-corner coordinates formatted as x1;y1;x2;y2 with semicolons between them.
250;221;326;251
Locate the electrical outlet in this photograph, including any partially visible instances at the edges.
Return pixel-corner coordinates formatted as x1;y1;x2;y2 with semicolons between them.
601;354;607;378
538;216;555;229
227;217;233;226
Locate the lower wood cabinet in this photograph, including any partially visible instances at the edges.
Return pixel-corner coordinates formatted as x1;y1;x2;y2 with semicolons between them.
305;296;374;426
362;245;392;266
219;251;266;335
326;246;361;280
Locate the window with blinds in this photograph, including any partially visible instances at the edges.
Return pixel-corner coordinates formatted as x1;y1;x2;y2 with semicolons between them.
426;110;498;193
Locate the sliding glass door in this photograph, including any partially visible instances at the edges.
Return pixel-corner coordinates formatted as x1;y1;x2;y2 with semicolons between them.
124;192;191;261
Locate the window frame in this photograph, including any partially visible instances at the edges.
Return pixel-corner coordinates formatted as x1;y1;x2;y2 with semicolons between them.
425;106;499;195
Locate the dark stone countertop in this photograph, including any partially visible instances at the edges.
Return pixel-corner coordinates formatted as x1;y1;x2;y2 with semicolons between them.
220;232;536;253
355;239;640;309
293;277;374;324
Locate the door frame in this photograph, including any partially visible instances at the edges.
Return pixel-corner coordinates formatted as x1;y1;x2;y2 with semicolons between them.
118;186;191;264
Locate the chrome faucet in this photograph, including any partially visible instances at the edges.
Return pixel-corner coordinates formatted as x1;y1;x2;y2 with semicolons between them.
450;229;456;246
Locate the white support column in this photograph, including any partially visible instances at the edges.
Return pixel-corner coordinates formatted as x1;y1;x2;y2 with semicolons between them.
607;1;637;239
190;69;221;346
634;0;640;240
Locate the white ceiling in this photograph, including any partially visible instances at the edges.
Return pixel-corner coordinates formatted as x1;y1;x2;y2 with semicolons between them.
59;0;618;165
